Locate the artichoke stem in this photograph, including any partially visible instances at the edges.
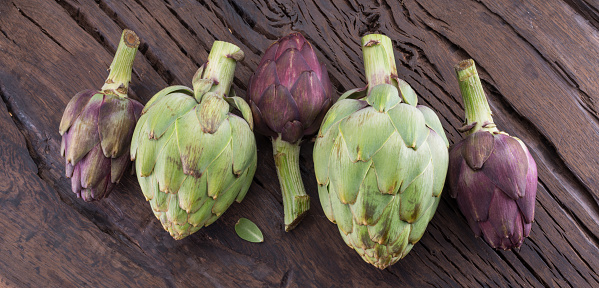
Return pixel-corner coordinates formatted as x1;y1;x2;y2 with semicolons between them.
362;34;396;91
101;29;140;98
200;41;245;101
454;59;496;134
272;136;310;232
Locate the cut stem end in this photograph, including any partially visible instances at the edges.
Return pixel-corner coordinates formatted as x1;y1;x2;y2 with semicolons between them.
272;137;310;232
101;29;140;98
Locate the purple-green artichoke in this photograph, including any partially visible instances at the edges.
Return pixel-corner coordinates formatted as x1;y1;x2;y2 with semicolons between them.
313;34;449;268
131;41;257;240
59;30;143;201
247;32;334;231
448;59;538;250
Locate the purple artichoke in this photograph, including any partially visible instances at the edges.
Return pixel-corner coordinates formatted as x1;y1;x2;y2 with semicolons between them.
448;59;538;250
247;32;334;231
59;30;143;201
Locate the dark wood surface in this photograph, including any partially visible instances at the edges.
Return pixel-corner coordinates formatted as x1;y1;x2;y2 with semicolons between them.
1;0;598;287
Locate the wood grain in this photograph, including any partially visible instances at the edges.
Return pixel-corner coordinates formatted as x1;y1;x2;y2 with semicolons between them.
1;0;598;286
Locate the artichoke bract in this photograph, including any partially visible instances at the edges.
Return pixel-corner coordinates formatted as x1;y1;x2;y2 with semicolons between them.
247;32;334;231
448;59;537;250
131;41;257;240
313;34;449;269
59;30;143;202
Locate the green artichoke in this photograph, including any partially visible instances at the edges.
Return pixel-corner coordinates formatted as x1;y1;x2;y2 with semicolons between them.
131;41;257;240
60;29;143;201
313;34;449;269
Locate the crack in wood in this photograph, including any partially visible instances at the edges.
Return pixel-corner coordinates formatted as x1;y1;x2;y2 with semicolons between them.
12;3;73;56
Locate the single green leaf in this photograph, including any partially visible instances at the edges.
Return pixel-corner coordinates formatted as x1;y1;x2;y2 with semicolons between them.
388;103;429;149
235;218;264;243
319;99;367;137
143;85;193;114
366;84;400;112
417;105;449;147
225;96;254;130
338;86;368;101
339;106;395;162
397;79;418;106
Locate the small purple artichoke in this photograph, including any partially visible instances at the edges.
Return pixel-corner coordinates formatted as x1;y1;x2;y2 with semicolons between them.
247;32;334;143
448;59;538;250
247;32;335;231
59;30;143;201
448;131;537;249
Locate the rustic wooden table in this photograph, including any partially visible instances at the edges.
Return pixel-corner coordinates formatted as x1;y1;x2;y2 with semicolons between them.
1;0;598;287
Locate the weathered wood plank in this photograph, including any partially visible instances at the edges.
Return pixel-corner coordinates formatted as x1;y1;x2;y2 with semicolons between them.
0;0;598;286
0;88;168;286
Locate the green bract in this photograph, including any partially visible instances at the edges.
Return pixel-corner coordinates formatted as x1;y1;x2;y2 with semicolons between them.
313;34;449;269
131;41;257;240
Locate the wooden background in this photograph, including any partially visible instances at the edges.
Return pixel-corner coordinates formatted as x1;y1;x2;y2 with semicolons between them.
1;0;598;287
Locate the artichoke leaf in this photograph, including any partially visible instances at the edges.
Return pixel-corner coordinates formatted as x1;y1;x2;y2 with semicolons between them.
409;196;440;244
143;85;193;114
212;171;245;215
225;96;254;130
154;134;185;194
176;110;232;178
206;141;235;199
426;129;449;197
350;168;393;226
318;183;335;222
417;105;449;147
98;95;136;158
328;137;371;205
145;93;197;140
167;193;188;226
196;93;230;134
138;128;176;177
399;161;434;223
388;103;429;150
366;84;400;112
338;85;368;101
59;89;97;135
398;141;432;193
151;182;170;212
235;218;264;243
235;163;256;203
318;99;367;137
229;115;257;176
397;79;418;106
313;126;340;186
178;175;208;213
329;182;354;234
371;132;403;195
188;198;215;227
339;107;395;162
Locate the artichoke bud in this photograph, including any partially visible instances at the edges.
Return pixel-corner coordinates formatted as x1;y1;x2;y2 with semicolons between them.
313;34;449;269
59;29;143;202
448;59;538;250
131;41;257;240
247;32;336;231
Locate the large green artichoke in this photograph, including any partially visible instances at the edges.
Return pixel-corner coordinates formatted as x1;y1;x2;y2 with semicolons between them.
131;41;257;240
313;34;449;269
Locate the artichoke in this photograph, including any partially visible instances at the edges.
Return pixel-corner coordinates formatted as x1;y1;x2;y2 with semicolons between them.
59;29;143;201
448;59;537;250
313;34;449;269
247;32;334;231
131;41;257;240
